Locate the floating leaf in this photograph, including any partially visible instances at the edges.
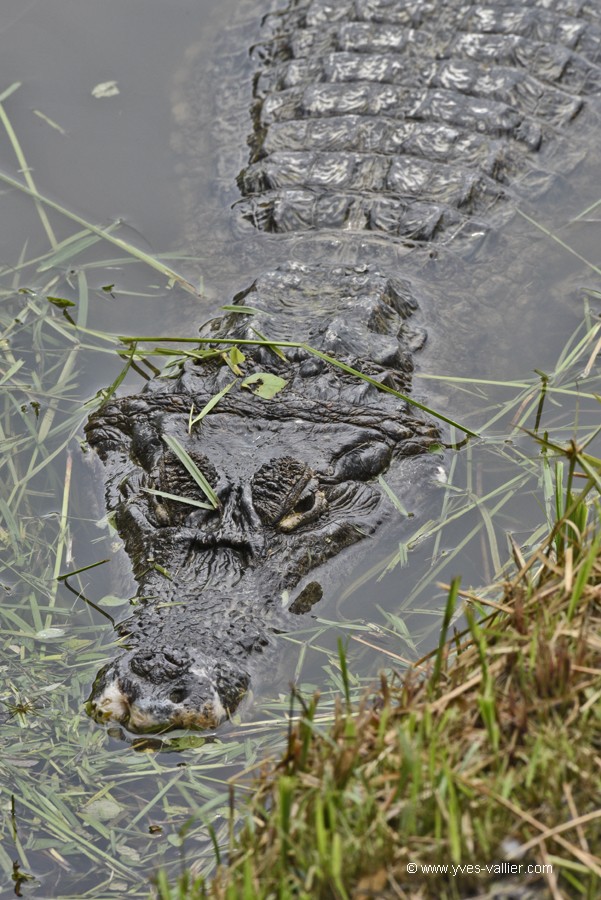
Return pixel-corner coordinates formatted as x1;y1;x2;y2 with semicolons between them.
83;799;123;821
167;834;183;848
0;81;22;103
378;475;410;517
242;372;288;399
220;304;260;315
39;230;112;271
47;296;75;309
2;757;38;769
33;628;66;641
115;844;140;862
91;81;119;98
98;594;132;608
166;735;207;751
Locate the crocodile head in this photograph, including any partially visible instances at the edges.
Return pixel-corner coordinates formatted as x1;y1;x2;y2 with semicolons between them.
85;339;438;733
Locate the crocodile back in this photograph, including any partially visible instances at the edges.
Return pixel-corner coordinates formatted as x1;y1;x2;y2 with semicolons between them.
238;0;601;240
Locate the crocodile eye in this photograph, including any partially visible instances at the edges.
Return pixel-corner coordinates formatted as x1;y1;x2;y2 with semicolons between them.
293;492;316;515
278;485;327;533
251;456;329;531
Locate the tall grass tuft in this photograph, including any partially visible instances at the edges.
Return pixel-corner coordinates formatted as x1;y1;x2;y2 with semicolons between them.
159;454;601;899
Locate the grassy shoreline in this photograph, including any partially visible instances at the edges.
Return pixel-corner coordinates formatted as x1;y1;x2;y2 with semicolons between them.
156;461;601;899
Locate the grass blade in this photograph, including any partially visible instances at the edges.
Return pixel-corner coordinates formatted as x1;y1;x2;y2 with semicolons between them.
0;90;57;247
188;380;237;432
117;335;478;436
141;488;213;510
431;577;460;687
162;435;220;509
516;208;601;277
0;169;200;296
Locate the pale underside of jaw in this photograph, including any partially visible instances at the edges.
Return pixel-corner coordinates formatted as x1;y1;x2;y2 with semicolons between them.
88;677;228;733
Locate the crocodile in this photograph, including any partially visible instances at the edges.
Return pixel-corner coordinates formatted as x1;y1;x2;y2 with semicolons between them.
85;0;601;734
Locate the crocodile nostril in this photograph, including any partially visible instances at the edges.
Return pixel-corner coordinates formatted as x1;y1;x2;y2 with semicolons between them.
169;688;188;704
163;650;188;668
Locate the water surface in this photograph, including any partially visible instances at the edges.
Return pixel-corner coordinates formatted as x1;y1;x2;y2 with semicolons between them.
1;0;601;896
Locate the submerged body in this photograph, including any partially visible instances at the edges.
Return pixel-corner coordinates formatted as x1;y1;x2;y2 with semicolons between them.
86;0;601;733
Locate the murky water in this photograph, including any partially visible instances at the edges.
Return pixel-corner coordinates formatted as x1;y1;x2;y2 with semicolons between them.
1;0;601;896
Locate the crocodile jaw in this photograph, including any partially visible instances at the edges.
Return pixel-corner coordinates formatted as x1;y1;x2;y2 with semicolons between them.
86;678;228;732
85;651;243;733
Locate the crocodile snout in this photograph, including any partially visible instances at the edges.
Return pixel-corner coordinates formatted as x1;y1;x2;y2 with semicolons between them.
85;648;249;734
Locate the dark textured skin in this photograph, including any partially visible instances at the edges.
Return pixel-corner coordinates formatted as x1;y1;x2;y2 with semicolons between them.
240;0;601;237
85;0;601;734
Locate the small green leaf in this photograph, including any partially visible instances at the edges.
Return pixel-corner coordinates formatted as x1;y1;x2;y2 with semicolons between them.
241;372;288;399
229;346;246;366
47;296;75;309
220;304;260;315
166;735;206;750
167;834;183;848
33;628;66;641
83;799;123;821
152;563;173;580
222;347;246;375
98;594;132;608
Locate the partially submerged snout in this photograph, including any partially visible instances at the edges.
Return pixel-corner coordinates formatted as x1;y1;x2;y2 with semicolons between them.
86;646;249;733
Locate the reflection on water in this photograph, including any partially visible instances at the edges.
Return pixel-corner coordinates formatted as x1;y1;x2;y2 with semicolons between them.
1;0;601;895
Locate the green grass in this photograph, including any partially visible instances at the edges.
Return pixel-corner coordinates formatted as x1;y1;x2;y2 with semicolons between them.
159;458;601;899
0;87;298;895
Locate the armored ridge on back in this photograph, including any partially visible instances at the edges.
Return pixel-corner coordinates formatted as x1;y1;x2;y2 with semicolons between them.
85;0;601;734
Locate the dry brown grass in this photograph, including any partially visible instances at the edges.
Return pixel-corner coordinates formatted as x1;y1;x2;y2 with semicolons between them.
160;495;601;900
